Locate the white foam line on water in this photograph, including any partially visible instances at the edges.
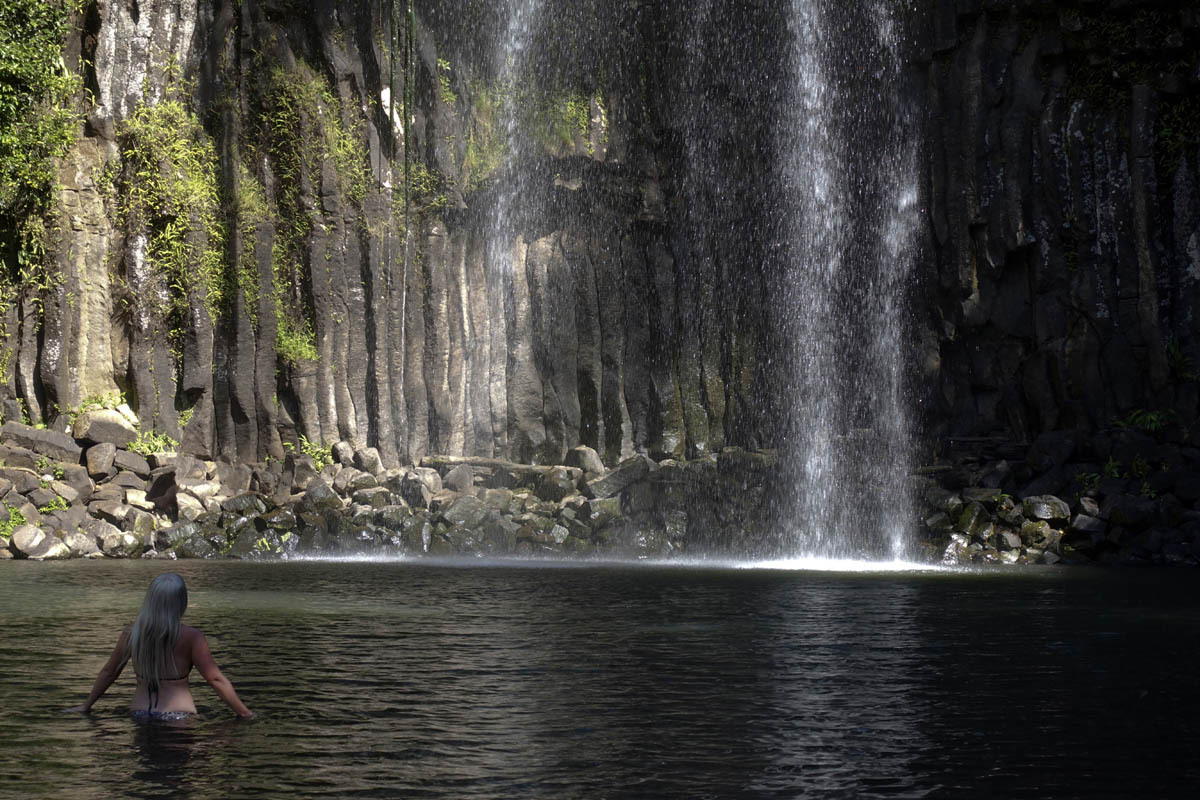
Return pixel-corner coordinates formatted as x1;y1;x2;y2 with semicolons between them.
735;557;947;573
277;554;952;574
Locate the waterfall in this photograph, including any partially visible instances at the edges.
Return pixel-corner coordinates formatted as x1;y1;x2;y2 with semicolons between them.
775;0;921;559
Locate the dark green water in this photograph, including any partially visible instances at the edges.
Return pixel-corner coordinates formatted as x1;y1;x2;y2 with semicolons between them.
0;559;1196;798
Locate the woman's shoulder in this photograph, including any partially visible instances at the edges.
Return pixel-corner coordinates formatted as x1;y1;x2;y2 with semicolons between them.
179;625;206;641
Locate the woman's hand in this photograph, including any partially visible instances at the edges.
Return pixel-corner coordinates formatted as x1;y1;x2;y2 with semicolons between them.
64;705;90;714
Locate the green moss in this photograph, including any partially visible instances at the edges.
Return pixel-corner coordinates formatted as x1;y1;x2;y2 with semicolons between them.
1156;95;1200;176
437;58;457;106
233;162;269;323
117;91;225;332
0;0;81;219
0;0;82;385
0;502;25;542
257;62;374;370
461;83;504;192
276;308;317;366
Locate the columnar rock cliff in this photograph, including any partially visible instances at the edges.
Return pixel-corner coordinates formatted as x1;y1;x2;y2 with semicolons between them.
1;0;1197;470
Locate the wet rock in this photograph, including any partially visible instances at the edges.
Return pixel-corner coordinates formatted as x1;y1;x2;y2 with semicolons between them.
962;487;1004;508
1069;513;1106;535
536;466;580;502
300;479;342;512
1102;494;1158;530
441;495;489;529
565;445;605;475
398;472;435;509
997;530;1022;550
583;455;655;499
444;464;474;493
374;504;412;530
354;447;384;476
261;508;297;530
222;493;267;516
1022;495;1071;522
353;487;391;509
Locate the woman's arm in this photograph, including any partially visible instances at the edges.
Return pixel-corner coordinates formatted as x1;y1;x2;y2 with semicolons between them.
191;631;254;718
68;628;131;713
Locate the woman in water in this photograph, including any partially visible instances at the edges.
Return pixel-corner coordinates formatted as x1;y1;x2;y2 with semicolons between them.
69;573;253;720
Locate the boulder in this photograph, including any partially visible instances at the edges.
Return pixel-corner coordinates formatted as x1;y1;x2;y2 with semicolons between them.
11;525;71;559
441;495;489;529
1022;495;1071;522
51;481;80;506
261;508;297;530
352;487;391;509
398;472;434;509
1069;513;1106;535
173;455;208;481
0;422;82;463
107;471;147;490
1026;431;1076;472
354;447;384;476
179;479;220;500
1101;494;1158;530
222;493;268;516
300;479;342;512
113;449;151;478
91;501;129;527
214;462;253;494
444;464;474;493
536;466;580;502
72;409;137;447
176;493;205;521
85;443;118;478
63;531;100;557
333;467;364;495
582;455;655;499
332;440;356;466
26;487;59;510
565;445;605;475
0;468;41;495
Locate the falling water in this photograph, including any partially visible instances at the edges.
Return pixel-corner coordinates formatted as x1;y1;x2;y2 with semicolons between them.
482;0;548;461
775;1;921;559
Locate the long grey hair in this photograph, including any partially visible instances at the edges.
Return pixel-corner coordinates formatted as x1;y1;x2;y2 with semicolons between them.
129;573;188;703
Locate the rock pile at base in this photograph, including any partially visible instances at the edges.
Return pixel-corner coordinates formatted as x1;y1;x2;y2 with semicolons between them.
914;429;1200;567
0;420;780;561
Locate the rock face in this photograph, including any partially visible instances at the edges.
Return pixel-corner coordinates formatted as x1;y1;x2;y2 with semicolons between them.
0;1;1196;481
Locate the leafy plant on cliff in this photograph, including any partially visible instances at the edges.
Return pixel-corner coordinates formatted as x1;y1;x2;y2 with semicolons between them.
297;434;332;470
1114;409;1174;434
0;0;82;218
0;502;25;542
257;63;372;370
116;87;225;338
0;0;83;381
232;162;269;324
128;429;179;456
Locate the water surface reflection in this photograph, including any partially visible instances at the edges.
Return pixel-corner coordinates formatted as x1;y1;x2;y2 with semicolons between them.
0;561;1196;798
